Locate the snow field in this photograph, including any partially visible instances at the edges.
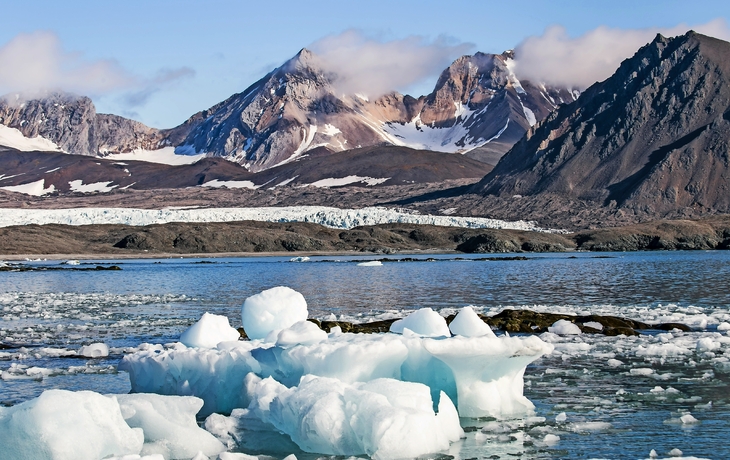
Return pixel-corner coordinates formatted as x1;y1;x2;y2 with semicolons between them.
0;205;556;232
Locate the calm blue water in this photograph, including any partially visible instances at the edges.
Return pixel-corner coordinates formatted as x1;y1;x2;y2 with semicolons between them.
1;251;729;459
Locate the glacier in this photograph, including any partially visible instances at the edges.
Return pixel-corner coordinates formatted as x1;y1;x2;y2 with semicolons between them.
0;205;559;232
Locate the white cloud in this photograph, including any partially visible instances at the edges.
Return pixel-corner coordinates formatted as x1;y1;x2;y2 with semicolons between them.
512;18;730;90
0;31;194;111
0;31;134;96
308;29;473;98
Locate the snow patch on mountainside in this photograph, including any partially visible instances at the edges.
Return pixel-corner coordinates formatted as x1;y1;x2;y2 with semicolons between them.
68;180;118;193
0;125;62;152
307;176;390;188
0;206;558;232
200;179;259;190
104;147;206;165
0;179;55;196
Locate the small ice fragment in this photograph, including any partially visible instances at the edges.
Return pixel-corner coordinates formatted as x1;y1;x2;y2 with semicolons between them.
357;260;382;266
649;449;658;458
650;386;664;393
548;319;581;335
191;451;209;460
555;412;567;422
389;308;450;337
696;337;720;352
179;312;240;348
680;413;699;424
717;322;730;331
630;368;654;376
607;358;623;367
241;287;308;340
582;321;603;331
668;448;683;456
79;342;109;358
289;256;310;262
276;320;327;347
63;259;80;265
543;434;560;445
449;306;496;338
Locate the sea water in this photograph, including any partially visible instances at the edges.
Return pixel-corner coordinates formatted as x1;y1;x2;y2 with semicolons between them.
1;251;729;459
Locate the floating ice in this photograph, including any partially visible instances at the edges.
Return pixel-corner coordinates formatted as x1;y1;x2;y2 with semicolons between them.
79;342;110;358
0;390;143;460
718;322;730;332
122;327;552;419
180;312;241;348
449;306;496;338
390;308;451;338
548;319;581;335
275;320;328;348
241;287;308;340
357;260;383;266
115;394;225;459
234;373;463;458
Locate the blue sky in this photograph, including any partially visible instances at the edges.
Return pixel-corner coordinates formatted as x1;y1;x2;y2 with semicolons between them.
1;0;728;128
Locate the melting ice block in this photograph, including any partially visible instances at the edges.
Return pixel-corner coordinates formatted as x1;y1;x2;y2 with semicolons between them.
122;329;552;419
228;373;464;458
423;335;554;417
242;287;308;340
449;306;496;338
180;312;241;348
0;389;144;460
390;308;451;337
116;393;225;459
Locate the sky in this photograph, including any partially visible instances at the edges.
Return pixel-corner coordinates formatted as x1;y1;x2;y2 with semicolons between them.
0;0;728;129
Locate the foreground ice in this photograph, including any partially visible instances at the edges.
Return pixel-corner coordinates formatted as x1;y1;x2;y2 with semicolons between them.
226;374;464;458
121;291;553;423
0;390;223;460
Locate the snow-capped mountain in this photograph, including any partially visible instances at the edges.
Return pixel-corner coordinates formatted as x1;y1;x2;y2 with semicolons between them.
0;49;576;173
174;49;577;171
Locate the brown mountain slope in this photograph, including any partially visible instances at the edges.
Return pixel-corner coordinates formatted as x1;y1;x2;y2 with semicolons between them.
474;31;730;217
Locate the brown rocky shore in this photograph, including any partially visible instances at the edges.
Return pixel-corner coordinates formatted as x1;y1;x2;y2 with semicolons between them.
0;215;728;257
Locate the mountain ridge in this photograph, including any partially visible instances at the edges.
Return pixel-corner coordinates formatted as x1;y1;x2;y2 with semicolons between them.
472;31;730;217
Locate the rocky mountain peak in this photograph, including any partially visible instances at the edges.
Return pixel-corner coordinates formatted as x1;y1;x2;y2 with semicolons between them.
474;31;730;218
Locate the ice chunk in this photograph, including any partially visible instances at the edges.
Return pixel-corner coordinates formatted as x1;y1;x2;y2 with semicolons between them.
668;448;683;456
680;413;699;424
423;335;554;417
555;412;567;422
357;260;383;266
449;306;496;338
244;373;463;458
543;433;560;445
390;308;450;337
79;342;110;358
582;321;603;331
0;389;143;460
696;337;721;352
276;320;328;348
718;322;730;331
548;319;581;335
115;394;225;459
242;287;308;340
180;312;241;348
105;455;165;460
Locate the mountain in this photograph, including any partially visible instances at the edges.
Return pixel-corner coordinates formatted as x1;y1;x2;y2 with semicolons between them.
474;31;730;217
0;92;165;155
174;49;576;171
0;48;574;181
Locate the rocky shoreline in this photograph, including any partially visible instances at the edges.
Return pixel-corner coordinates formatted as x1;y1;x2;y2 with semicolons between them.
0;215;728;256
